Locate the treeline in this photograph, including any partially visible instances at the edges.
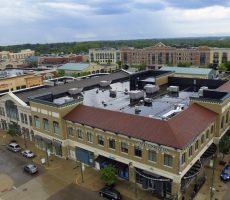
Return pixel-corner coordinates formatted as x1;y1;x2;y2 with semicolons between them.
1;37;230;55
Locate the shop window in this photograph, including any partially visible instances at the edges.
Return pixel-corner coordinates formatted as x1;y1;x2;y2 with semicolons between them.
34;116;40;128
121;142;128;153
53;121;60;134
87;131;93;143
134;145;142;157
43;118;49;130
148;150;157;162
109;138;116;149
164;154;173;167
98;135;104;146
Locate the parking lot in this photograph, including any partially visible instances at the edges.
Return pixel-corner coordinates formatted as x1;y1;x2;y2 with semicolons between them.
0;145;44;188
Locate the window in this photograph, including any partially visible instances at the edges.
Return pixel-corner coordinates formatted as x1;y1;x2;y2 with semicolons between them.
98;135;104;146
77;129;83;139
0;107;5;116
221;116;224;129
24;114;28;124
21;113;25;123
189;146;193;157
226;111;229;124
109;138;116;149
134;145;142;157
201;135;205;144
67;126;74;137
29;116;32;126
34;116;40;128
53;121;60;134
164;154;173;167
195;140;199;150
206;130;209;140
148;150;157;162
43;118;49;130
181;153;186;164
121;142;128;153
87;131;93;143
211;125;214;134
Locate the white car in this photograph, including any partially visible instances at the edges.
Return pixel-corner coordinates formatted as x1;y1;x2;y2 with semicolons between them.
21;150;35;158
7;143;21;152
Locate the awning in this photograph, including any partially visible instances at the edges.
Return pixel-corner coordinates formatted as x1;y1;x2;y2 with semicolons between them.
34;135;43;141
53;140;62;148
43;137;52;145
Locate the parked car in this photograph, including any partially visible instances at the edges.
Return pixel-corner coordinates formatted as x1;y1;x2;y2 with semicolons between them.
220;165;230;181
23;164;38;174
21;150;35;158
99;187;122;200
7;143;21;152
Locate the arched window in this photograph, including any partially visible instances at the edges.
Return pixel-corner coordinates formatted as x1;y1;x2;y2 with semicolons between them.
5;100;19;120
43;118;49;130
221;116;224;129
226;111;229;124
53;121;60;134
34;116;40;128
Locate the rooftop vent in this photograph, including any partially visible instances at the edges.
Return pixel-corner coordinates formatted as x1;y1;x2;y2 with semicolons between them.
198;86;208;97
99;80;111;87
167;86;179;93
144;84;159;94
109;90;117;98
124;88;129;95
129;90;144;101
68;88;83;95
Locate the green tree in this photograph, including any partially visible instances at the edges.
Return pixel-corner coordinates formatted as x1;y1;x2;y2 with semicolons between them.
28;61;38;68
219;135;230;159
7;128;17;140
219;63;227;71
57;69;65;77
99;165;117;186
177;62;191;67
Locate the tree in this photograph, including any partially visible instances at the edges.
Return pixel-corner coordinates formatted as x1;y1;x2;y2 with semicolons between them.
219;135;230;159
99;165;117;186
57;69;65;77
7;128;17;140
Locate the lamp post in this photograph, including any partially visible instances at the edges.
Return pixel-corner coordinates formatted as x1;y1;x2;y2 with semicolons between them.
210;155;216;200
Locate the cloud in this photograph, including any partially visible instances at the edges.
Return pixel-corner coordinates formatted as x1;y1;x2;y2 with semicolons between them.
0;0;230;45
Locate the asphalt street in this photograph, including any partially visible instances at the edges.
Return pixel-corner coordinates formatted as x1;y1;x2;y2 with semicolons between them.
0;146;44;188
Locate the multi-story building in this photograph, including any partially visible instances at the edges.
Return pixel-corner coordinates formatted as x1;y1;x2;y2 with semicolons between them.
89;48;121;64
90;43;230;69
0;69;229;199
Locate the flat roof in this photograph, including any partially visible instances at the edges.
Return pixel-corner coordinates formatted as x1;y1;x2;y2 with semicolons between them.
160;67;213;75
14;71;129;103
83;81;198;119
58;63;89;71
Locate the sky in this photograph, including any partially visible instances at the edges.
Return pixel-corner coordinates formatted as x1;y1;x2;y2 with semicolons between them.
1;0;230;45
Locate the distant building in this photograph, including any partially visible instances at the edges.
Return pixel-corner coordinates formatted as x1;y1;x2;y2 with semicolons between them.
210;47;230;68
160;66;216;79
58;62;118;76
89;48;121;64
0;49;35;69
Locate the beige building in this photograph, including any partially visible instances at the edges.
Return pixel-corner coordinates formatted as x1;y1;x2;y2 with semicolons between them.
210;47;230;66
89;48;121;64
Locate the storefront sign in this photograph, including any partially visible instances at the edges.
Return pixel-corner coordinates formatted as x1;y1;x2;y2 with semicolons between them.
136;142;169;153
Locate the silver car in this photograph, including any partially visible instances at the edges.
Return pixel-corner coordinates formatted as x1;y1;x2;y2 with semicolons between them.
21;150;35;158
23;164;38;174
7;143;21;152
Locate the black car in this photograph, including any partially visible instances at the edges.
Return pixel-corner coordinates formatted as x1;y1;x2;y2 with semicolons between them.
99;187;121;200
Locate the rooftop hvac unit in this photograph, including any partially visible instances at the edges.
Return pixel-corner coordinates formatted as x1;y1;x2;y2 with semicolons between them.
55;81;64;86
129;90;144;100
144;84;159;94
99;80;111;87
198;86;208;97
167;86;179;93
43;80;55;86
135;105;141;114
109;90;117;98
68;88;83;95
124;88;129;95
64;97;74;103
